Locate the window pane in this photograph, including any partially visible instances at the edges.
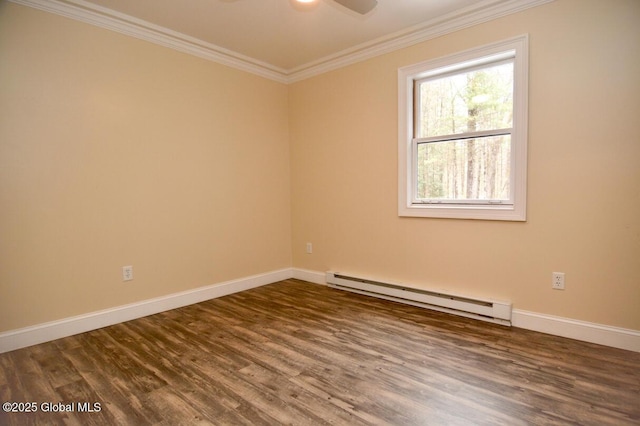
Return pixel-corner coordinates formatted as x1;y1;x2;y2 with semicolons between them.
416;135;511;201
417;62;513;138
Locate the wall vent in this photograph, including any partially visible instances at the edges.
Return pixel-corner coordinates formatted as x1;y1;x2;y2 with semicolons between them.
326;271;512;326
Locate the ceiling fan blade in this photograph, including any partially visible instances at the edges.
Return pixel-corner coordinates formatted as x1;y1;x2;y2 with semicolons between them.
332;0;378;15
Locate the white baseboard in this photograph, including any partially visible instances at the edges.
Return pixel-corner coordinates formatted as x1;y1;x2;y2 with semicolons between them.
0;268;293;354
512;309;640;352
291;268;640;352
292;268;327;285
3;268;638;354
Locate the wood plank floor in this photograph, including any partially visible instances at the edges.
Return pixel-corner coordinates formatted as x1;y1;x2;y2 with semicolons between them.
1;279;639;425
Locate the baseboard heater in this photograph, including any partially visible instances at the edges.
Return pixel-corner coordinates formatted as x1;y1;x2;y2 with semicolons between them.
326;272;512;326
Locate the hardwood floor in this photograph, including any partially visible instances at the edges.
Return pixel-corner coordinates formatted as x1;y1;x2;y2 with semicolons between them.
1;279;639;425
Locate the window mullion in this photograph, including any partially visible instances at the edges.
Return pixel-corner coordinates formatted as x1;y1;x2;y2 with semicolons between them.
413;128;513;145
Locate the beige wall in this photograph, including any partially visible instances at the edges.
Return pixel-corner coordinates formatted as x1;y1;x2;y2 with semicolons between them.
290;0;640;330
0;3;292;331
1;0;639;335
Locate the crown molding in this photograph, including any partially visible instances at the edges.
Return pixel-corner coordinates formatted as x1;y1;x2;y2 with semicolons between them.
287;0;554;82
9;0;554;84
9;0;291;83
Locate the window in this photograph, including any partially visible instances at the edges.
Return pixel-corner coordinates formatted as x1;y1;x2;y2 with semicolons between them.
398;35;528;221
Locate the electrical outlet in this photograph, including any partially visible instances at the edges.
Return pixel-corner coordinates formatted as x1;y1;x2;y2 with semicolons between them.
552;272;565;290
122;265;133;281
306;243;313;254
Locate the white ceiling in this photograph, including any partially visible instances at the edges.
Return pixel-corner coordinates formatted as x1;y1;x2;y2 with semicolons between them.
15;0;552;81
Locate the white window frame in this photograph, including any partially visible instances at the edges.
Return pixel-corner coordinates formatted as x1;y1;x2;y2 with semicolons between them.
398;35;529;221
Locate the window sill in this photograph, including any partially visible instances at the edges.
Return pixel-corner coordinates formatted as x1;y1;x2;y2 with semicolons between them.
398;203;526;221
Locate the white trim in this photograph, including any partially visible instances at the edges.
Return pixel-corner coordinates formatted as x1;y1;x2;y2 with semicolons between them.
290;269;640;353
8;0;290;83
512;310;640;353
0;268;293;354
292;268;327;285
2;269;638;354
8;0;554;83
398;35;528;221
288;0;552;82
